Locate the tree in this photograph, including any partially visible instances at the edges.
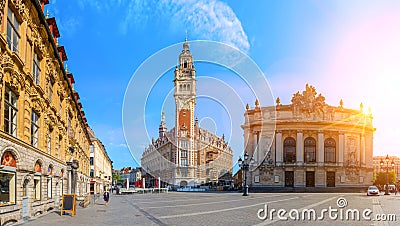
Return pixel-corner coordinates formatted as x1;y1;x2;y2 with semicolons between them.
373;171;396;186
112;174;123;183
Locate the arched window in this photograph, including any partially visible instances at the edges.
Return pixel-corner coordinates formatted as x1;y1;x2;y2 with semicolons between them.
324;138;336;163
283;137;296;163
0;151;17;205
304;137;316;163
34;161;42;200
187;84;190;91
1;151;17;167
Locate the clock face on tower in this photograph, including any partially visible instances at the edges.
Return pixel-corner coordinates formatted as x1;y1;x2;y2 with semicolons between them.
177;97;195;110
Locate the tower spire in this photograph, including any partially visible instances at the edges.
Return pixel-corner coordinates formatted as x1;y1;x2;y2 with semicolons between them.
159;111;167;138
185;30;188;42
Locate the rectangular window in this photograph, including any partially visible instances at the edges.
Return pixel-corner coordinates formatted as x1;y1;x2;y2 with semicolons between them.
90;157;93;166
181;159;188;166
34;176;41;200
181;150;187;158
6;8;20;54
90;145;94;153
181;140;188;148
47;177;52;198
31;111;39;148
4;87;18;137
33;52;41;85
0;171;16;206
90;170;94;178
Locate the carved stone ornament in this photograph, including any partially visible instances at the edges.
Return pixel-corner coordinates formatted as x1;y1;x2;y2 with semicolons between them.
45;59;55;77
31;97;44;114
1;51;13;69
45;111;57;127
11;0;29;21
10;71;23;91
291;84;326;118
0;1;5;25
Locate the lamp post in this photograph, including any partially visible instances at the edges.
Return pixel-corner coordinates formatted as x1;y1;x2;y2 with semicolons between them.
380;154;395;195
238;152;255;196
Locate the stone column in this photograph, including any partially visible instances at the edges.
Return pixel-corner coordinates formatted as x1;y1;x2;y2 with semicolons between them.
253;131;259;163
275;132;283;164
338;133;344;166
296;131;303;164
317;132;324;165
69;160;79;194
361;136;365;166
67;162;72;194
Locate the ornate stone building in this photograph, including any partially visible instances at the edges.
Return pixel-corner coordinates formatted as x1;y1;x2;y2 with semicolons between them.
242;84;374;190
141;40;233;187
0;0;94;223
88;127;113;194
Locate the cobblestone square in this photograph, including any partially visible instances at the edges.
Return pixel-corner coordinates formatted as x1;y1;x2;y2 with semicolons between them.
21;192;400;226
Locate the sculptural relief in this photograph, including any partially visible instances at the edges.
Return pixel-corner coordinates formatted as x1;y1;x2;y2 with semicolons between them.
291;84;327;120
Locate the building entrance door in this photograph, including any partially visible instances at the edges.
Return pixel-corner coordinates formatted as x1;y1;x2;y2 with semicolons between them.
285;171;294;187
306;171;315;187
22;179;29;220
326;172;335;187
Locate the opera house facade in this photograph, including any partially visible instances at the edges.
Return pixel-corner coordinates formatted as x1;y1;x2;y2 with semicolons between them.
242;84;374;190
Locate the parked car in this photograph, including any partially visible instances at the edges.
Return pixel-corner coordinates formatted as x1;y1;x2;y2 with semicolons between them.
367;186;380;196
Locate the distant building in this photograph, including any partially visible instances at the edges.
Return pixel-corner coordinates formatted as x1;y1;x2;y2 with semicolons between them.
373;156;400;182
88;128;113;194
141;39;233;187
113;167;142;187
242;84;375;190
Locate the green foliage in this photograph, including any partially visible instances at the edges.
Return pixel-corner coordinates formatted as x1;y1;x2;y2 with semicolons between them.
112;174;124;182
373;171;396;185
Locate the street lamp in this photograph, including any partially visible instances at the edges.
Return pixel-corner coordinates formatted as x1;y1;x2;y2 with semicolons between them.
238;152;255;196
380;154;395;195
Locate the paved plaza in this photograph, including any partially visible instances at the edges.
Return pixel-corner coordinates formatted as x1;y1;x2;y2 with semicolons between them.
20;192;400;226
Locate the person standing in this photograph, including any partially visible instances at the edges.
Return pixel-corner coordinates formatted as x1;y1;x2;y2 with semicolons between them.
103;190;110;206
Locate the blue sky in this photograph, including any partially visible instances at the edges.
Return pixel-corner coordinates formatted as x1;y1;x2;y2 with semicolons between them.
46;0;400;170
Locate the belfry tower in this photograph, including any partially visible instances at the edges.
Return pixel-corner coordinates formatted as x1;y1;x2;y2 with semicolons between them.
174;38;196;167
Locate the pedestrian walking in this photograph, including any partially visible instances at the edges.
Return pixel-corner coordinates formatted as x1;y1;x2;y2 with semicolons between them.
103;190;110;206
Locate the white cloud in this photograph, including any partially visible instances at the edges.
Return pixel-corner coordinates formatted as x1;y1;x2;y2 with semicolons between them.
76;0;250;52
121;0;250;52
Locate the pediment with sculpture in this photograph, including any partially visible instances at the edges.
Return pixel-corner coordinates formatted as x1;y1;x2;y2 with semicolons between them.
291;84;328;119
